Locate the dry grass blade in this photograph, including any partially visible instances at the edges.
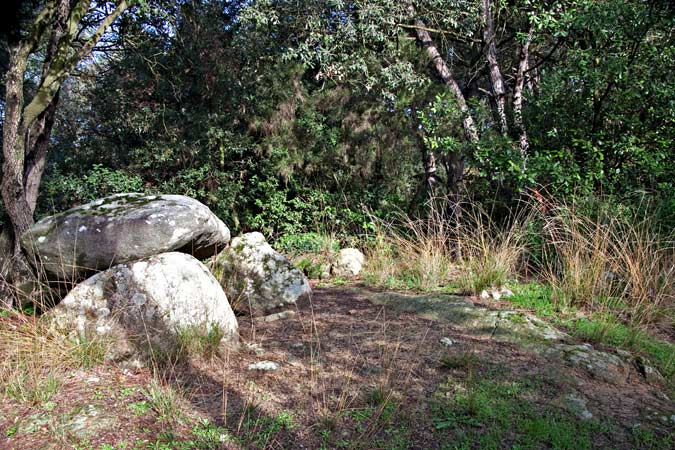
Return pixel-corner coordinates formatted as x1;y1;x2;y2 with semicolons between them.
363;197;531;294
539;197;675;326
455;203;532;294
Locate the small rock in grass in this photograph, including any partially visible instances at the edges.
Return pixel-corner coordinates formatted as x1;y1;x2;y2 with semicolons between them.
561;393;593;421
254;310;297;323
480;286;514;301
635;356;666;385
247;361;280;371
332;248;365;277
439;337;454;347
499;287;514;298
245;342;265;356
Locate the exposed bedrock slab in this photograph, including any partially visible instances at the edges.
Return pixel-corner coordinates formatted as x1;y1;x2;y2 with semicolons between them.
21;193;230;278
369;291;629;384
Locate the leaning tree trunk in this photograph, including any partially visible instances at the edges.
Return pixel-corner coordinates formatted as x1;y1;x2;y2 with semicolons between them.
1;0;130;257
1;43;35;253
1;0;130;309
481;0;508;135
410;13;480;143
24;0;69;214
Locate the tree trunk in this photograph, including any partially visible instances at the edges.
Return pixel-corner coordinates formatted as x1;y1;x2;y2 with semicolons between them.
1;0;130;258
410;14;479;143
419;132;439;198
1;43;34;254
24;91;60;213
481;0;508;135
514;26;533;161
24;0;70;213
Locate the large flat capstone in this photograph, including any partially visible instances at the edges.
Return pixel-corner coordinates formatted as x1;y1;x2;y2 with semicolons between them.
21;193;230;278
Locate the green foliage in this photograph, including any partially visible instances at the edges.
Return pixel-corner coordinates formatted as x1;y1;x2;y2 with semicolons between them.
5;372;60;405
239;408;298;449
40;164;143;212
276;232;340;256
68;334;109;369
141;380;183;422
175;323;226;361
526;0;675;201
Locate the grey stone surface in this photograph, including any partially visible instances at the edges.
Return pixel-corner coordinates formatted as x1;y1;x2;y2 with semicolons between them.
48;252;238;363
560;393;594;420
247;360;280;371
543;343;628;384
254;310;297;323
332;248;365;277
369;291;631;384
370;292;567;345
22;193;230;278
212;232;310;313
440;337;455;347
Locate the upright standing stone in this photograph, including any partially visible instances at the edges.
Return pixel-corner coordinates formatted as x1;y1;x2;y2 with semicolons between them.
212;232;311;313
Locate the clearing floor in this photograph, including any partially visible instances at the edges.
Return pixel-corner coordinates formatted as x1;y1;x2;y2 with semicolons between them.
1;285;673;449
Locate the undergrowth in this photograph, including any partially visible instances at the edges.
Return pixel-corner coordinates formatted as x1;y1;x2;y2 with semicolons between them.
359;196;673;342
0;311;110;405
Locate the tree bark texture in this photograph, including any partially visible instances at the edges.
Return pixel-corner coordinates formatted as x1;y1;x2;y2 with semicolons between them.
481;0;508;135
514;26;533;160
410;15;479;144
1;0;130;256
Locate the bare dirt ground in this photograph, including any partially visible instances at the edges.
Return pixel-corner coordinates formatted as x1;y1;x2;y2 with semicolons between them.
1;285;673;449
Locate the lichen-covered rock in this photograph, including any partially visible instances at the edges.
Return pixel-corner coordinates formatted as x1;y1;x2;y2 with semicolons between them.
543;343;628;384
21;193;230;278
48;252;238;364
332;248;365;277
369;291;630;384
212;232;310;313
16;404;116;444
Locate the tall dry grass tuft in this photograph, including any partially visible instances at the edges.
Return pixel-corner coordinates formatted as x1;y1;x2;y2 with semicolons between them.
363;198;530;293
0;311;110;404
455;204;532;294
539;198;675;326
363;201;455;291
